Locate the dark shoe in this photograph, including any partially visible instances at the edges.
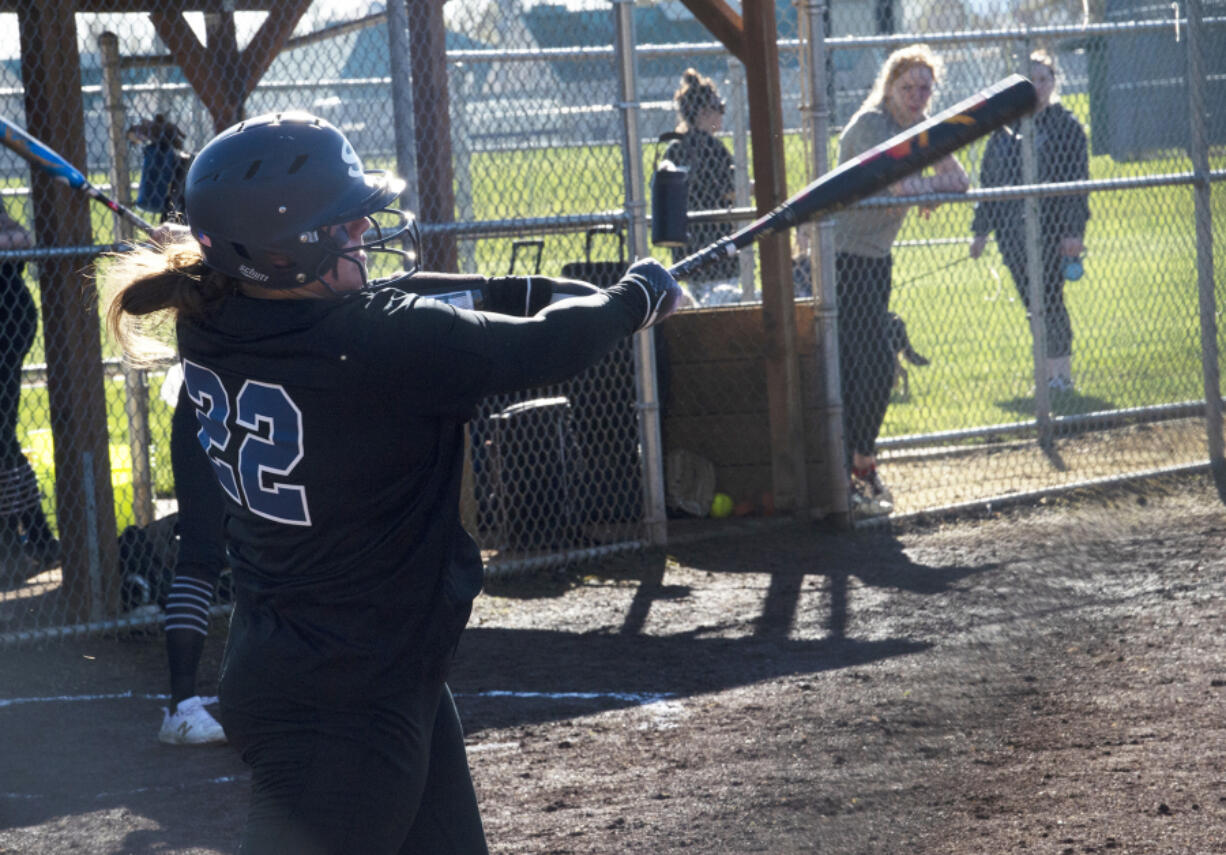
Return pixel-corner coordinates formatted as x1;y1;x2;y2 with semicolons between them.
24;537;61;575
0;526;26;586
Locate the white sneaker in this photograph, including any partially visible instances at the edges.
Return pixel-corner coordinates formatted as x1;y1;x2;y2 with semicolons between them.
159;696;226;745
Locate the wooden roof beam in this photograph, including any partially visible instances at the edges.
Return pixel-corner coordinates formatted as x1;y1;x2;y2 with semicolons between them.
149;1;312;133
678;0;745;62
0;1;281;10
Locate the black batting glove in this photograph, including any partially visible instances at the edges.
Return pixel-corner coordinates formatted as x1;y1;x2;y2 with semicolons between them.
619;257;682;330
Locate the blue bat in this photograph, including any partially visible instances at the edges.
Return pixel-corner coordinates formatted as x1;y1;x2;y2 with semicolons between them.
0;115;155;235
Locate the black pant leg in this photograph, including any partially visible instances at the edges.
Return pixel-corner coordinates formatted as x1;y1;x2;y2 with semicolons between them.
1041;242;1073;359
398;684;489;854
234;681;484;855
836;253;894;461
0;271;36;466
1004;245;1073;360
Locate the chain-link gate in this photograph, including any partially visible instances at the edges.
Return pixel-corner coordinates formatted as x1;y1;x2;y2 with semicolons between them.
795;0;1225;522
0;0;1221;644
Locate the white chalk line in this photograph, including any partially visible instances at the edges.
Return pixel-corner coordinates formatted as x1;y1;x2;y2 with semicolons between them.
3;775;247;802
454;689;675;704
1;688;684;800
0;691;218;709
1;689;675;709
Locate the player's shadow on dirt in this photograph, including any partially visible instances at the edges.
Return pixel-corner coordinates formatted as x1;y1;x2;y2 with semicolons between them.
455;521;993;733
453;625;928;734
653;520;990;640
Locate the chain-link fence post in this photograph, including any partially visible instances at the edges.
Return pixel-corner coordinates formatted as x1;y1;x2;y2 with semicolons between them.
800;0;849;524
727;57;756;300
1184;0;1224;497
385;0;421;246
406;0;458;272
100;31;154;531
452;65;477;274
18;1;120;624
613;0;666;546
1016;36;1054;450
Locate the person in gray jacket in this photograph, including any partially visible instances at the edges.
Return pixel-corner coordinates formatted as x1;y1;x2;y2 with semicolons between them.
971;49;1090;393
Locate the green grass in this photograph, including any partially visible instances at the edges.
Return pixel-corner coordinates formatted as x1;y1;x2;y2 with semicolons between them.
12;95;1226;531
879;95;1223;437
18;369;175;533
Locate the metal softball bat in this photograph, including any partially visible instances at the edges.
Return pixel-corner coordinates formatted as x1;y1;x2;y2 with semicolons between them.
668;74;1038;280
0;115;156;235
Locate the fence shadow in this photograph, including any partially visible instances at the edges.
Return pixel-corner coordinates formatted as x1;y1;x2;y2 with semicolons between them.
998;390;1116;417
454;519;997;733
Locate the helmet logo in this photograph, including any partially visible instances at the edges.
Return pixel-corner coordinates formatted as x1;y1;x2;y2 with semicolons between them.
340;140;362;178
239;264;270;283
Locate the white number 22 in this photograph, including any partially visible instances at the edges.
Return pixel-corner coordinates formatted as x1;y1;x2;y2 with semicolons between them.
181;359;312;527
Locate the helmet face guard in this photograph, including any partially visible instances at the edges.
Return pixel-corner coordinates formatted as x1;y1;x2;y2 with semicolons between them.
186;112;419;289
302;206;419;290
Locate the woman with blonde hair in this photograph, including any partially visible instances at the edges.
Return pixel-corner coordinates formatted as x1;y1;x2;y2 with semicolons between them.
833;44;969;517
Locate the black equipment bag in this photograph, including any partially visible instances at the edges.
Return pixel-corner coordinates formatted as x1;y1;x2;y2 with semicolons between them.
650;131;689;248
558;225;646;524
118;513;180;611
508;239;544;275
469;238;547;538
560;225;628;287
489;396;581;551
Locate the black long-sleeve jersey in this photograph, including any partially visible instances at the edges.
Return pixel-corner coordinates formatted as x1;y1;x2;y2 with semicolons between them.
176;272;646;712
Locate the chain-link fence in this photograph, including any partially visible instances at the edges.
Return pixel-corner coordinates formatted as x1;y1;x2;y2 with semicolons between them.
0;0;1221;643
799;0;1225;522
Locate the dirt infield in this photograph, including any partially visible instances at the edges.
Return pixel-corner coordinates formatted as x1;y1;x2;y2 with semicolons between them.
2;474;1224;854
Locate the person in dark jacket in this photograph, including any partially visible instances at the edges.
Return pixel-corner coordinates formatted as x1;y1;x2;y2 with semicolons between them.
0;203;59;582
664;67;739;293
103;111;680;855
970;49;1090;392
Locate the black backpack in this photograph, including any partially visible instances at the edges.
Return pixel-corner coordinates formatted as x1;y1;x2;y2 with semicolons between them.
117;513;181;612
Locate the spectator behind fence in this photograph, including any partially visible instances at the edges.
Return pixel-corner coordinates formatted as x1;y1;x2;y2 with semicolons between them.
103;111;681;854
970;49;1090;393
664;67;739;299
833;44;969;518
131;114;191;223
0;203;60;583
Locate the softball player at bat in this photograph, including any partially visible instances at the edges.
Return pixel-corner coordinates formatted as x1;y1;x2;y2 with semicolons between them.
102;111;680;855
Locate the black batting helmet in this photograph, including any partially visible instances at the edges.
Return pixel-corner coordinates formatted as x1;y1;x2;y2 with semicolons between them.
185;111;416;289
